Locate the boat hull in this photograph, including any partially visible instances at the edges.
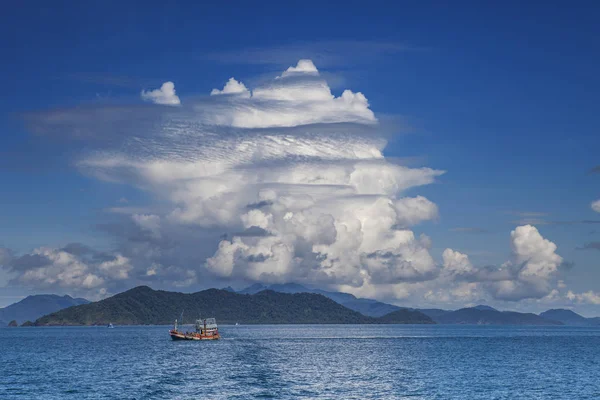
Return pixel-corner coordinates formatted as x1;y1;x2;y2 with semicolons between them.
169;330;220;341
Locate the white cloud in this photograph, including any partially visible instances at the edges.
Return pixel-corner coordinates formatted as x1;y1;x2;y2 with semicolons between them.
511;225;562;280
4;245;145;298
201;60;376;128
280;59;320;78
73;60;445;294
592;199;600;213
429;225;565;304
442;248;474;276
13;247;104;290
98;254;132;280
567;290;600;305
488;225;562;301
132;214;161;239
141;81;181;105
16;59;586;311
210;77;250;96
394;196;439;227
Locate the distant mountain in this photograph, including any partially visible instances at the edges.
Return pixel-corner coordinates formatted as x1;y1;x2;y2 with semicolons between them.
417;308;451;319
237;283;267;295
339;298;401;318
235;286;600;325
0;294;89;326
237;283;402;317
472;305;498;312
34;286;434;326
435;307;563;325
377;309;435;324
539;309;600;326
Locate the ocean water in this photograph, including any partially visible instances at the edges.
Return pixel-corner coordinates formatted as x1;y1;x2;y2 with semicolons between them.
1;325;599;399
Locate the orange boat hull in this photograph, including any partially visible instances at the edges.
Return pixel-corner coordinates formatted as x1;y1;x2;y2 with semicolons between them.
169;329;220;341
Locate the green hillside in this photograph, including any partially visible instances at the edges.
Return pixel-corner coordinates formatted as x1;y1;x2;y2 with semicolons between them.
34;286;433;326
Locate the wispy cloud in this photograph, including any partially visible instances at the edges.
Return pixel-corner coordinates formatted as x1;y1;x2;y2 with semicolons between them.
449;227;489;234
506;211;549;218
511;218;600;226
64;73;162;89
588;165;600;174
506;211;600;226
577;242;600;251
204;40;417;68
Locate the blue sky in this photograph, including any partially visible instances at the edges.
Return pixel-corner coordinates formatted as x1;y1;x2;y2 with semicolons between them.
0;1;599;313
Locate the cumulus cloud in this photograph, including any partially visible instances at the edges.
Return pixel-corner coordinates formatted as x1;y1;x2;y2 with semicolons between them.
13;59;587;310
199;60;376;128
592;200;600;213
279;59;320;77
98;254;132;280
442;248;475;276
394;196;439;227
1;242;195;297
439;225;564;302
11;59;448;297
8;247;105;290
511;225;562;280
141;81;181;105
210;77;250;96
567;290;600;305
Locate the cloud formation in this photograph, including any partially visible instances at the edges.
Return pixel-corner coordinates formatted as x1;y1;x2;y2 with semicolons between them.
8;60;447;299
436;225;564;303
141;81;181;105
567;290;600;305
210;78;250;96
589;165;600;174
204;40;412;68
6;59;588;311
201;60;376;128
490;225;563;301
7;246;107;292
577;242;600;251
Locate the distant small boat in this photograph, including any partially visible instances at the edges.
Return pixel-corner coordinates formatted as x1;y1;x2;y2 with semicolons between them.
235;322;239;326
169;318;220;340
108;323;114;328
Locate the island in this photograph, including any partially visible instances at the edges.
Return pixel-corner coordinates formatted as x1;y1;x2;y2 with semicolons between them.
34;286;435;326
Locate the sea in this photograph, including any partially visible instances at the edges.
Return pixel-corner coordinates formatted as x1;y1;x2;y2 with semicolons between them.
1;324;599;399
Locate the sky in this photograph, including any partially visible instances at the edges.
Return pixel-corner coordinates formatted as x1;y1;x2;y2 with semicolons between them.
0;1;599;315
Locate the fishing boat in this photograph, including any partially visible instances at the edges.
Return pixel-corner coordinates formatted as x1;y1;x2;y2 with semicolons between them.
108;323;114;328
169;317;220;341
